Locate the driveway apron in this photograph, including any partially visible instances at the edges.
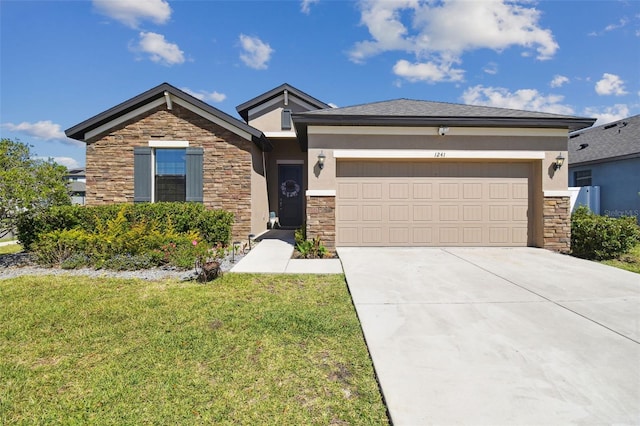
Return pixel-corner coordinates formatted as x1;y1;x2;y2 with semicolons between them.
338;247;640;425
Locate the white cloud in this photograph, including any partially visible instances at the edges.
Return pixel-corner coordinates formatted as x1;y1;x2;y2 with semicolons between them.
604;18;628;32
349;0;558;83
52;157;81;169
301;0;320;14
93;0;171;28
2;120;84;146
393;59;464;83
239;34;274;70
595;73;628;96
550;74;569;88
181;87;227;103
3;120;64;139
462;85;575;115
583;104;630;126
483;62;498;75
134;32;185;65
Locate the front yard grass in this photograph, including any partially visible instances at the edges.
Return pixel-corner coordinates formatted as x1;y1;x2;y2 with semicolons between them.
0;242;22;255
601;244;640;274
0;274;388;425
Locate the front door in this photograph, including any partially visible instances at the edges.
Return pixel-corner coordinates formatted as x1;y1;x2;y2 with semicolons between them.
278;164;303;228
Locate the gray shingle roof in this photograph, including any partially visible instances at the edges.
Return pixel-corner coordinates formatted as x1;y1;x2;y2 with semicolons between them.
301;98;579;119
295;98;595;131
568;114;640;165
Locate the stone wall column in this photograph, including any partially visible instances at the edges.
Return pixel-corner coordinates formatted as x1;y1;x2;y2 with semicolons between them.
543;196;571;252
306;195;336;251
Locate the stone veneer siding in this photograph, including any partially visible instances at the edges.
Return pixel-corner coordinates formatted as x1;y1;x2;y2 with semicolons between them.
543;196;571;253
306;196;336;250
85;104;254;240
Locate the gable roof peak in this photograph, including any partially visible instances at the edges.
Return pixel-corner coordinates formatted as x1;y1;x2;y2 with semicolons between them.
65;82;271;151
236;83;331;121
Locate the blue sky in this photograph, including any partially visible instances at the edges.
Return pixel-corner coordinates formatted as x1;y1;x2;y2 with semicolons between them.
1;0;638;169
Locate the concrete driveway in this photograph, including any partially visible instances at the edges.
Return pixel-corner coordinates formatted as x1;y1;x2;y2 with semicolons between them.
338;247;640;425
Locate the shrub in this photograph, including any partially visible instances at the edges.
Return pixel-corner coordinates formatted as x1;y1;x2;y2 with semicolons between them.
17;202;234;250
571;206;640;260
33;228;91;266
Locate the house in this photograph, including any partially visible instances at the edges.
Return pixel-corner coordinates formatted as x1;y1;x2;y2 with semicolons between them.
568;114;640;223
64;168;86;205
65;82;595;252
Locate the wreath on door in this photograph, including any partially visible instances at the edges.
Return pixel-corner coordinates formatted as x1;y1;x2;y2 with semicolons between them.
281;179;301;198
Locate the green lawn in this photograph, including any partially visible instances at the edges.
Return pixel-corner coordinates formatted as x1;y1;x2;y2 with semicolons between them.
0;274;388;425
601;244;640;274
0;242;22;255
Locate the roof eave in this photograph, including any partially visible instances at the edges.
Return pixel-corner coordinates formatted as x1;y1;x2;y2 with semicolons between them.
292;114;596;131
568;152;640;167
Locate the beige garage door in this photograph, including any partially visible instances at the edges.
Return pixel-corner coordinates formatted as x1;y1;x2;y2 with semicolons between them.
336;161;532;247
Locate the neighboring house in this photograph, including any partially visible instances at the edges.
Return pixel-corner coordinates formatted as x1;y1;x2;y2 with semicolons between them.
568;114;640;223
64;168;86;205
65;83;595;252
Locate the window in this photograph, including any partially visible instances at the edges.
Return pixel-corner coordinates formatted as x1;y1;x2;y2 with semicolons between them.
155;149;186;202
134;146;203;203
574;170;592;187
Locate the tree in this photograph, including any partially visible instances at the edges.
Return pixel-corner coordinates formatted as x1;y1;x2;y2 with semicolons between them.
0;138;71;239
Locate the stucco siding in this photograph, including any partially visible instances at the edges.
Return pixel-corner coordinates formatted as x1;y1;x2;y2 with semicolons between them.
570;158;640;222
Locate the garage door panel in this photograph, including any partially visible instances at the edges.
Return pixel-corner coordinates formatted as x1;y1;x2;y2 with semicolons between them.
389;183;410;199
362;205;382;221
337;182;358;199
389;227;409;243
439;205;459;221
463;228;483;243
513;183;528;199
362;183;382;199
413;228;433;243
337;204;359;221
413;205;433;221
336;161;531;247
362;228;382;244
439;183;460;199
389;205;410;221
338;227;359;244
439;228;460;244
463;205;483;221
413;183;433;199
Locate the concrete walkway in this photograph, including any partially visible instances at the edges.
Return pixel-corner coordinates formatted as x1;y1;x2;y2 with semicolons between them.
230;230;342;274
339;247;640;425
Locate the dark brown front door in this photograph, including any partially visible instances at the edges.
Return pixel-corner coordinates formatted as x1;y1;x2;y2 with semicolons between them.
278;164;303;227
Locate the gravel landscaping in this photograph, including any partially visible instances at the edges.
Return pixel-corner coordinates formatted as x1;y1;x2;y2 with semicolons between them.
0;250;247;281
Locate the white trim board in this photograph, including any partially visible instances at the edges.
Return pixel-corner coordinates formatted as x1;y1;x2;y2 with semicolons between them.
265;131;297;138
148;140;189;148
333;149;546;160
306;190;336;197
544;190;572;197
308;126;567;137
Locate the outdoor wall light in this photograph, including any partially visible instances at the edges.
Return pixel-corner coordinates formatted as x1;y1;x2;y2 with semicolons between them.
438;126;449;136
317;151;326;169
554;152;565;170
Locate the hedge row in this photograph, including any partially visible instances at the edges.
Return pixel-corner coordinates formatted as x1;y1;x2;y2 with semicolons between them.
17;203;233;250
571;206;640;260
